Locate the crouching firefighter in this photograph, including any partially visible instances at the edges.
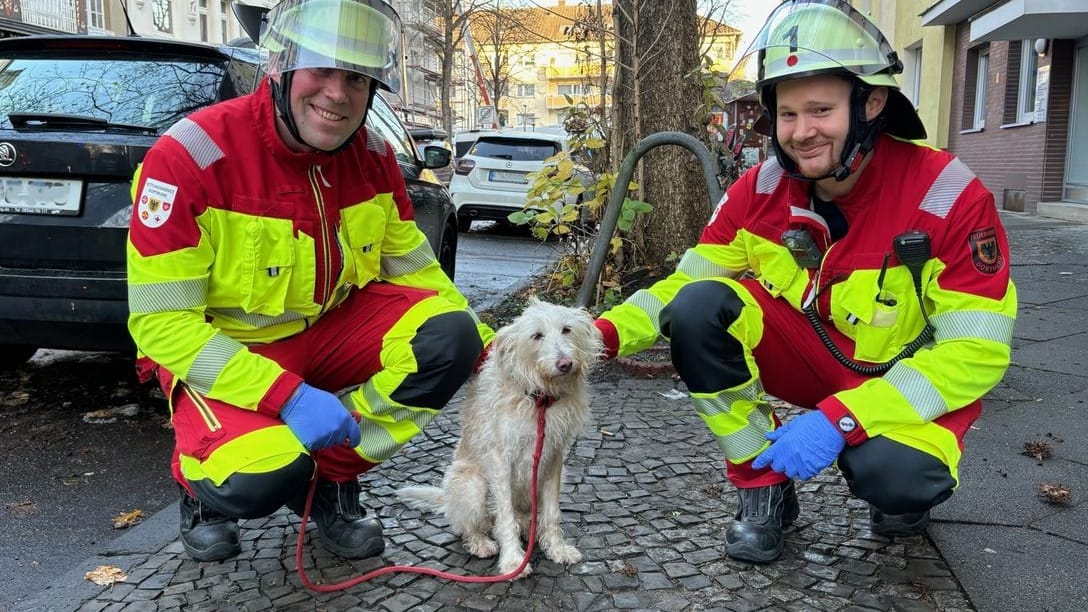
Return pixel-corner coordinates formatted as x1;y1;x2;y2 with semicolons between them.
590;0;1016;563
125;0;492;562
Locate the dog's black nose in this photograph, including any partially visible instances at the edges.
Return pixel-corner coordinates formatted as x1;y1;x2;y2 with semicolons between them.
556;358;573;374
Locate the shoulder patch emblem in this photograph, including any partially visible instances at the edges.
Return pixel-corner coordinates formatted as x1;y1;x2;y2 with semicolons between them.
968;226;1003;274
137;178;178;228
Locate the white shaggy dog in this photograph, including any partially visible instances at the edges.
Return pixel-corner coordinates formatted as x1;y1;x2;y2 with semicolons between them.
398;298;603;578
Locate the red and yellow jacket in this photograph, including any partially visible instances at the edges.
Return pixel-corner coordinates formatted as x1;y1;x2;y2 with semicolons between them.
599;134;1017;443
127;80;489;416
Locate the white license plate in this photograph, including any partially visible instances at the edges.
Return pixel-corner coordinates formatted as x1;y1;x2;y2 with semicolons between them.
488;170;528;184
0;178;83;215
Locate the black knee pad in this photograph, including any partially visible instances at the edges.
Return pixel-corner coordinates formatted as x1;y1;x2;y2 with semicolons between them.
391;310;482;409
838;436;955;514
660;280;748;393
189;454;314;519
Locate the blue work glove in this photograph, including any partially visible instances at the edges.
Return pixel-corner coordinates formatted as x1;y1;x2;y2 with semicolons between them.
279;383;361;452
752;410;846;481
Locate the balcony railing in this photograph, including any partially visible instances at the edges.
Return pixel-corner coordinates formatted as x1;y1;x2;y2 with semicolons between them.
21;0;78;33
546;94;610;109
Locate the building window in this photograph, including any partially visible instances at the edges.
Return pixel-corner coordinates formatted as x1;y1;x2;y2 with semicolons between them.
198;0;208;41
220;0;229;41
87;0;105;31
1017;39;1038;123
557;83;591;96
963;44;988;131
903;43;922;108
514;83;535;97
152;0;172;33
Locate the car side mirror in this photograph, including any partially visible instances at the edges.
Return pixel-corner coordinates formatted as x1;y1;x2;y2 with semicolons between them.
422;145;451;170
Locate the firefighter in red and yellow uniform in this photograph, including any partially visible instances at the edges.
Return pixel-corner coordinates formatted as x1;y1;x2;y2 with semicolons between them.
592;0;1016;564
126;0;492;562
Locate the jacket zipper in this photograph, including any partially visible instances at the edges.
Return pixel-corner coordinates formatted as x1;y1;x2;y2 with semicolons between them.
181;383;222;432
308;164;335;311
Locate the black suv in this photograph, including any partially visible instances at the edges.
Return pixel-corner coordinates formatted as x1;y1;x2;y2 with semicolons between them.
0;35;458;369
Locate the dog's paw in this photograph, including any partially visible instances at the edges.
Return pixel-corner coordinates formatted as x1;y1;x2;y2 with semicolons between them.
463;534;498;558
498;558;531;579
545;543;583;565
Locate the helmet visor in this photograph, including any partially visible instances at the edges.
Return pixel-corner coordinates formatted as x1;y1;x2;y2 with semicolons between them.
261;0;402;93
726;0;900;102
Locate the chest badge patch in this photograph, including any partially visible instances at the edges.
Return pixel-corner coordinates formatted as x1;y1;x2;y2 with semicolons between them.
137;178;179;228
969;226;1003;274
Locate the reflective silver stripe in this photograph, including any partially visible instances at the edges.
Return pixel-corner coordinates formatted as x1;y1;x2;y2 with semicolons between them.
186;332;245;395
692;384;770;461
919;158;975;219
128;278;207;313
345;380;438;462
380;241;434;277
884;362;948;422
165;118;225;170
676;249;734;280
628;289;665;332
721;406;774;460
207;307;309;329
756;157;782;194
366;130;388;156
691;385;763;417
932;310;1015;345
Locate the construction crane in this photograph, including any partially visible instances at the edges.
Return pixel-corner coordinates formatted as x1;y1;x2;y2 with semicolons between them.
455;0;498;129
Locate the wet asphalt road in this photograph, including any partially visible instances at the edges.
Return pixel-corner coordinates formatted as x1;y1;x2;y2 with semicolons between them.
0;223;557;606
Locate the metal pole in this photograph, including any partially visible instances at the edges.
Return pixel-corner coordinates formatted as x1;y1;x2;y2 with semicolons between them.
576;131;724;308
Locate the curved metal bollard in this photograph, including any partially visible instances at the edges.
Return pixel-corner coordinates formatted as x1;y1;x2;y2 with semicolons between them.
576;131;724;308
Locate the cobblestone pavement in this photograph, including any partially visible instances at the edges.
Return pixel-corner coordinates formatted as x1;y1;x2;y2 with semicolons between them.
60;371;974;612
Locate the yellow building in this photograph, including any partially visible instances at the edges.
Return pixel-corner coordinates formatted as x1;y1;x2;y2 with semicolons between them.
464;0;740;130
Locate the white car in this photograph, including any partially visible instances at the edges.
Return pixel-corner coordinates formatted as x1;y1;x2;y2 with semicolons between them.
449;131;578;232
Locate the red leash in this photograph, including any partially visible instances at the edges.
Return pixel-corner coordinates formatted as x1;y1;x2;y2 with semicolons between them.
295;403;550;592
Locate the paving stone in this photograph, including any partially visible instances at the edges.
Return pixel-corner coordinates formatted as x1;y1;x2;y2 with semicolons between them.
55;380;983;612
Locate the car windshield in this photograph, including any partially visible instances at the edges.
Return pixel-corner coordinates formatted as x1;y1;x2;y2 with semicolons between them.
0;57;228;132
471;137;560;161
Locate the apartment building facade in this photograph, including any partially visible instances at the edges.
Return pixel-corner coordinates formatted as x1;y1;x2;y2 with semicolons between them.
462;0;741;132
856;0;1088;221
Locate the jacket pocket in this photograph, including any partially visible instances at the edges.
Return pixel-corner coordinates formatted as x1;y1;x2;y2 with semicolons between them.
240;217;296;316
341;204;386;283
831;266;915;364
750;232;800;298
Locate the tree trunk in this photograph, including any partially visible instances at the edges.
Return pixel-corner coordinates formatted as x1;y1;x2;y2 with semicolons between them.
613;0;707;271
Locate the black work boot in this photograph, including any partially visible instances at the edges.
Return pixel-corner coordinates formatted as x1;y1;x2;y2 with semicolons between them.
301;479;385;560
724;480;799;563
869;505;930;537
179;490;241;562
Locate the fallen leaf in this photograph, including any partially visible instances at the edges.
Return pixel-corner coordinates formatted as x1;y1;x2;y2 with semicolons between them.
112;509;144;529
7;500;37;516
1022;440;1052;461
2;391;30;406
1038;483;1072;505
85;565;127;586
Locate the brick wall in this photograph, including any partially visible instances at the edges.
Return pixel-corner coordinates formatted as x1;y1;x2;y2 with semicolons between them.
944;24;1071;213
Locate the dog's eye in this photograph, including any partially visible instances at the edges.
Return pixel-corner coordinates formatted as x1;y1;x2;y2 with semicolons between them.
561;326;571;334
531;332;544;341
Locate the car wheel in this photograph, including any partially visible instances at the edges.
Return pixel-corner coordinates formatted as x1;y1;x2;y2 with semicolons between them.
0;344;38;370
438;219;458;280
457;214;472;233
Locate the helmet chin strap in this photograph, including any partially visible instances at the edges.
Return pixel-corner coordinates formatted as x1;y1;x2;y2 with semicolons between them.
767;81;884;183
270;72;376;154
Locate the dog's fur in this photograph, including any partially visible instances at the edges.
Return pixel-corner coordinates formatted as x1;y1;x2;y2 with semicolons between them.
397;298;603;578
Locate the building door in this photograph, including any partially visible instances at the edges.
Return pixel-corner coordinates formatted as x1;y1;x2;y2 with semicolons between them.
1066;41;1088;204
